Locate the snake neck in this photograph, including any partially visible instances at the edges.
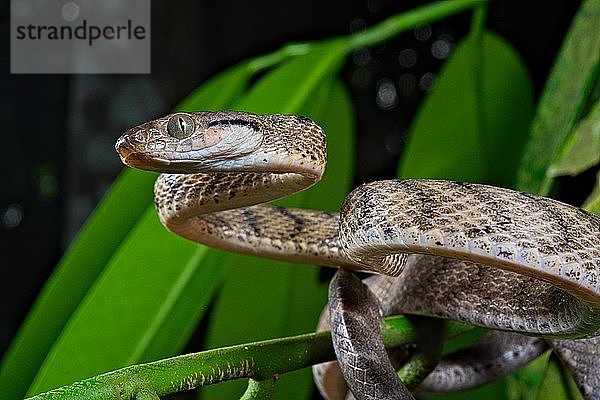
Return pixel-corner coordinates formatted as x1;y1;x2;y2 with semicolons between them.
153;170;361;269
154;171;320;229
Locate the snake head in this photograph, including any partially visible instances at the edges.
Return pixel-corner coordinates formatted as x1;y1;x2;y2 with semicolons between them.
116;111;265;173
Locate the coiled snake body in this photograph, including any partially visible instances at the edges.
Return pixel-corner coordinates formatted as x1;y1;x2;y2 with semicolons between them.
116;111;600;400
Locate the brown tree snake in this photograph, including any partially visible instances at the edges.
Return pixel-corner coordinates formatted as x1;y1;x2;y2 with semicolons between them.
116;111;600;400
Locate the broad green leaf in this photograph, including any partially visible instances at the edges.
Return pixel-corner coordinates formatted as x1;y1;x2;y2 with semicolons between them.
136;249;234;361
548;100;600;177
505;351;551;400
536;355;584;400
21;61;261;397
234;38;348;114
516;0;600;195
28;209;207;394
398;31;533;187
0;168;155;400
536;359;567;400
200;41;352;399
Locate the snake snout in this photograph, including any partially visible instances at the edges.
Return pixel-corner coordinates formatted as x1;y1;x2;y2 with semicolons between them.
115;131;173;172
115;132;154;170
115;133;137;163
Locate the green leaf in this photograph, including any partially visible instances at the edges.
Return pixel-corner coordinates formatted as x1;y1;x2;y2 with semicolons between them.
516;0;600;195
536;354;584;400
0;168;155;400
583;170;600;214
200;41;353;399
397;31;534;187
548;100;600;177
27;209;215;394
234;38;348;114
505;351;551;400
19;61;260;397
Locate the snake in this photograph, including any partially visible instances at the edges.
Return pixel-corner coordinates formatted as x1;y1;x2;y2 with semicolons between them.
115;111;600;400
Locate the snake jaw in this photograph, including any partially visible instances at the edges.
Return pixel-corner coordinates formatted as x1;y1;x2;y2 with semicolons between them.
115;127;173;171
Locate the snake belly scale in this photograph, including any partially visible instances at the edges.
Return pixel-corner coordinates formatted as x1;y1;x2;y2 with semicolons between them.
116;111;600;400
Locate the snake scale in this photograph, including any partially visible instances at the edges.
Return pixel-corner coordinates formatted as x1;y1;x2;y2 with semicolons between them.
116;111;600;400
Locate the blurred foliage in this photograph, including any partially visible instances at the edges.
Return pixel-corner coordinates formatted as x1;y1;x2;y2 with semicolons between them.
2;0;599;399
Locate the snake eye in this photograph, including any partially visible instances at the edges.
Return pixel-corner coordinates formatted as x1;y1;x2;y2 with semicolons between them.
167;114;195;139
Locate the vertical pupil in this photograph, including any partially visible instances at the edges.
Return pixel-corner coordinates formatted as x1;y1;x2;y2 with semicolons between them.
178;117;186;132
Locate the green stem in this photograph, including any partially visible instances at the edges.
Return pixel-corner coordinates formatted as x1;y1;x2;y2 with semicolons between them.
244;0;489;75
347;0;489;51
246;43;313;74
26;317;474;400
240;378;276;400
397;317;446;389
134;389;160;400
468;3;489;176
469;1;487;38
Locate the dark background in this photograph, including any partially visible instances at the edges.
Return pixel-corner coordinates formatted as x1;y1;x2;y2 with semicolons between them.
1;0;591;396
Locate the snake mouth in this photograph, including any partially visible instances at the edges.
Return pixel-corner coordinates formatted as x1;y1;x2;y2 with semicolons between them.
122;152;171;171
115;135;171;171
